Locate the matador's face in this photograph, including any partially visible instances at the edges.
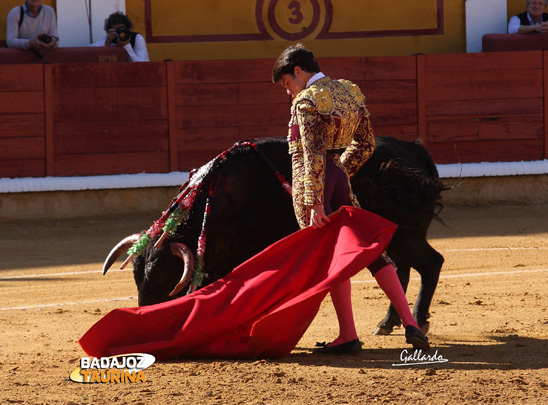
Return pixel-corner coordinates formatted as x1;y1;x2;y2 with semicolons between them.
279;67;308;99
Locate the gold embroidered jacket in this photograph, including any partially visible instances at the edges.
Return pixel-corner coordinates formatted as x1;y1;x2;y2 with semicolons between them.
287;76;375;207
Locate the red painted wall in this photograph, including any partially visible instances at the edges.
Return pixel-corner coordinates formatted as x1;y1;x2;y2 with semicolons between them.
1;51;547;179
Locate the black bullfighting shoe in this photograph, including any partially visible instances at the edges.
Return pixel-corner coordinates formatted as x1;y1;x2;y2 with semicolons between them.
405;325;430;351
312;339;362;355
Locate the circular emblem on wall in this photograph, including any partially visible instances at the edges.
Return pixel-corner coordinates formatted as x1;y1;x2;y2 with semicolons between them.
256;0;329;41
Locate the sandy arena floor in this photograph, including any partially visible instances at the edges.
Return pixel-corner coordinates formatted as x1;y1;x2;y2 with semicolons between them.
1;204;547;404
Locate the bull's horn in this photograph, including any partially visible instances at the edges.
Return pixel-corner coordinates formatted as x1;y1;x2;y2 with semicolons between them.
168;242;195;297
102;234;141;275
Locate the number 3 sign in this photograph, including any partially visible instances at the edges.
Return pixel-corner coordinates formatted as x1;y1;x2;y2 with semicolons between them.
256;0;328;40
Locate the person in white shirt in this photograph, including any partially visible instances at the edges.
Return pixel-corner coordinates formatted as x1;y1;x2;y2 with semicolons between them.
90;11;149;62
508;0;548;34
6;0;58;50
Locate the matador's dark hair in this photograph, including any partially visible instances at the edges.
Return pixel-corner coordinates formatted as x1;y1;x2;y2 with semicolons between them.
271;43;321;83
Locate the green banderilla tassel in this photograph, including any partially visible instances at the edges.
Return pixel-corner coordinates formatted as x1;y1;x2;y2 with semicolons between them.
128;233;152;257
163;207;189;235
191;258;205;288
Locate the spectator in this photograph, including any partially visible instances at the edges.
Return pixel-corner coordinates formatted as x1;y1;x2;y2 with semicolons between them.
90;11;149;62
6;0;58;50
508;0;548;33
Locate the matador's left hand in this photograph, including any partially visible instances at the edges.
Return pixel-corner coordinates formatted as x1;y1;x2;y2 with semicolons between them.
310;204;331;229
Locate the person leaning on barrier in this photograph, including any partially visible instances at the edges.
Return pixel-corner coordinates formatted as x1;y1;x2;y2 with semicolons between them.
89;11;149;62
6;0;58;50
508;0;548;33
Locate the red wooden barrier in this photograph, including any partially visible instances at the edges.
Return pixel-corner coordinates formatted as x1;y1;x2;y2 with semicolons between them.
0;47;128;65
0;52;547;179
50;62;169;176
422;51;545;164
0;64;45;177
171;59;289;169
482;33;548;52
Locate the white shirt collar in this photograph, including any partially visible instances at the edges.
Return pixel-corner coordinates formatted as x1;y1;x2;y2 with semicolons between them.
527;12;543;25
306;72;326;88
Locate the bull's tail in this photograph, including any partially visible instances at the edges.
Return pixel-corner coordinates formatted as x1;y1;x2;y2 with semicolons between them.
410;140;450;226
363;157;448;229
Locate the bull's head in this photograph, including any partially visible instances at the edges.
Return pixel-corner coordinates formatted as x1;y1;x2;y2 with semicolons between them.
101;138;295;307
101;157;216;306
102;234;195;306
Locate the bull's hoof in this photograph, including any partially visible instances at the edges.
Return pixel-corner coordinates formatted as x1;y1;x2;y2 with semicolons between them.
419;321;430;335
373;317;402;336
373;326;393;335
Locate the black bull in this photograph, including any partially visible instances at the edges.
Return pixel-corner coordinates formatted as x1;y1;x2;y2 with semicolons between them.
104;136;446;335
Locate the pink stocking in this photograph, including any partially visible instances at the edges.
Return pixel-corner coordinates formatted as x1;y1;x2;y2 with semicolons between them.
374;265;418;329
329;279;358;345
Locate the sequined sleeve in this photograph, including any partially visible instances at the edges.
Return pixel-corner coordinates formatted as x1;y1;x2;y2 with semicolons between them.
341;112;375;178
295;99;326;206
